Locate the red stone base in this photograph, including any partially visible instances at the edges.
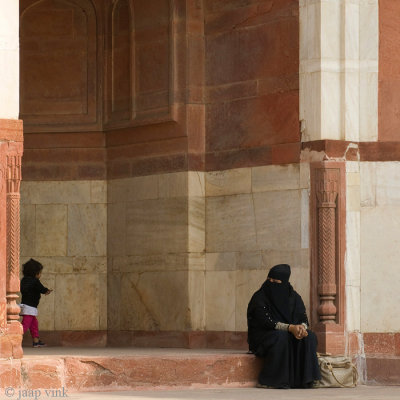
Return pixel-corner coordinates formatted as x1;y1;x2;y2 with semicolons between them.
24;330;249;350
0;349;262;392
314;324;346;355
366;357;400;385
0;322;23;359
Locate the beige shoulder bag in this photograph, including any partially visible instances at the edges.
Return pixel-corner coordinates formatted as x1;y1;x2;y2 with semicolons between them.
314;353;358;388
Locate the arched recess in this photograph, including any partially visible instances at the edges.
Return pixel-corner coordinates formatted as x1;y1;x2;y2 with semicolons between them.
20;0;99;132
105;0;135;125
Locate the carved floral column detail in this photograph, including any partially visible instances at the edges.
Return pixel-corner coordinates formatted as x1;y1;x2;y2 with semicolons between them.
6;151;22;324
315;168;339;323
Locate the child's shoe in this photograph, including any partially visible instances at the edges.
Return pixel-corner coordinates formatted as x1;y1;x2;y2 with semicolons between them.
32;340;46;347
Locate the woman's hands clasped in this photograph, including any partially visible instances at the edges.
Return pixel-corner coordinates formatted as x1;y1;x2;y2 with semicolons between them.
288;324;308;340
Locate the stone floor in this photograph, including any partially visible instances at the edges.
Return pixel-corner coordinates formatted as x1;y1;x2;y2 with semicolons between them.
66;386;400;400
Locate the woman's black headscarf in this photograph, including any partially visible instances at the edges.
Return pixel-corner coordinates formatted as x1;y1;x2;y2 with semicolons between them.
262;264;294;323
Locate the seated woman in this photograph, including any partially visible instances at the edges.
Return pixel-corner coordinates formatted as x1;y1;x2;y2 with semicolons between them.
247;264;321;389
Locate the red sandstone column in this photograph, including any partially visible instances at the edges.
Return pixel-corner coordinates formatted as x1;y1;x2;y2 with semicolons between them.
0;120;23;358
316;168;338;323
310;161;346;354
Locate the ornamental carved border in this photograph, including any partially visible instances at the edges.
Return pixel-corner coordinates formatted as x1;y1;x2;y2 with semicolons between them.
310;162;346;330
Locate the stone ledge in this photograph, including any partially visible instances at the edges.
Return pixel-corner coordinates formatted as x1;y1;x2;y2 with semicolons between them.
0;348;261;392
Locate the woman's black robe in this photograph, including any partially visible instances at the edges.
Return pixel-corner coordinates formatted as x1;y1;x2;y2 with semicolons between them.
247;279;321;388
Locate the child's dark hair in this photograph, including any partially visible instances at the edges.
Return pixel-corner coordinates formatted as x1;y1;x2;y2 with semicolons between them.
22;258;44;278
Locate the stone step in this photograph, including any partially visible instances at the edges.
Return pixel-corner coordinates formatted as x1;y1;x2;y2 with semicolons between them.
0;348;262;393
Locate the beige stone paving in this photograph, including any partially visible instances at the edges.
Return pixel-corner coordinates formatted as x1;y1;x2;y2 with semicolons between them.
66;386;400;400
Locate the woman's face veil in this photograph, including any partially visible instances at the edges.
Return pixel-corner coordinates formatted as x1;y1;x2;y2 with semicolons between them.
263;264;293;323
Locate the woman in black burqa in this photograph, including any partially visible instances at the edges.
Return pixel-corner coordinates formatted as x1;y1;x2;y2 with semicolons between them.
247;264;320;389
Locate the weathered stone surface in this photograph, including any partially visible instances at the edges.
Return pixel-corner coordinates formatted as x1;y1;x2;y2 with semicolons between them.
126;198;188;255
205;271;236;331
119;271;189;331
206;194;257;253
36;205;68;256
67;204;107;257
54;274;104;330
206;169;251;197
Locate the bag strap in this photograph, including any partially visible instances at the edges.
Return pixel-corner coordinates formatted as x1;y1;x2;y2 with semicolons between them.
326;362;358;388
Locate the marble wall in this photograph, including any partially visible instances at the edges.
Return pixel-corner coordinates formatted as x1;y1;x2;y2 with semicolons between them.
205;164;310;332
0;0;19;119
345;161;400;334
300;0;378;142
20;165;310;334
20;180;107;331
107;172;206;332
358;162;400;333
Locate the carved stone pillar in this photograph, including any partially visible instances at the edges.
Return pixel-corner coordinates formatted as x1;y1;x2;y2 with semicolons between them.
310;161;346;354
0;120;23;359
316;168;338;323
6;150;22;324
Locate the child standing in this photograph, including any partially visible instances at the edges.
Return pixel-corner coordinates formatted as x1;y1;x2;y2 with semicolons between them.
20;258;53;347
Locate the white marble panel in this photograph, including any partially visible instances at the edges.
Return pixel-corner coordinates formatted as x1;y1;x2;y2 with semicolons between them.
206;252;236;271
346;285;361;332
343;1;360;61
360;162;376;207
54;273;101;330
189;270;205;330
305;1;321;61
188;197;205;252
345;211;361;286
188;253;206;271
301;189;310;249
344;71;360;142
320;0;341;60
375;162;400;206
205;271;236;331
158;172;188;198
300;163;310;189
347;185;361;212
235;270;267;331
253;190;302;250
20;204;36;257
0;0;19;119
346;162;360;174
36;205;67;256
361;206;400;332
67;204;107;257
359;71;378;141
108;202;126;257
206;169;251;197
236;251;262;270
126;198;188;255
121;271;189;331
290;265;310;313
21;181;92;205
359;0;379;62
261;249;308;271
206;194;257;252
252;164;300;193
300;71;321;141
127;175;159;201
321;71;341;139
188;171;205;197
90;181;107;204
108;179;128;204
